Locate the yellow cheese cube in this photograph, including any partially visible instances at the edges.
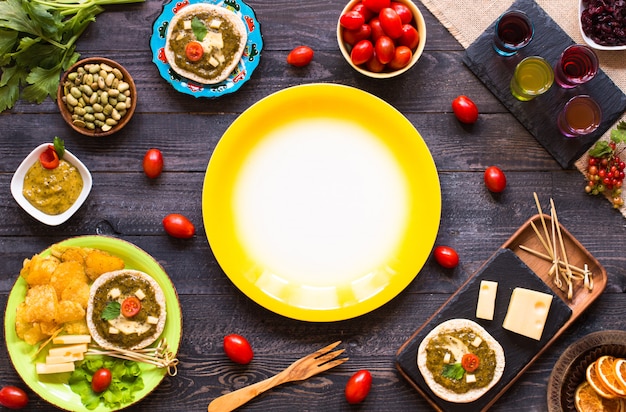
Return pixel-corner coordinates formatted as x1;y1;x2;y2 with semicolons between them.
476;280;498;320
502;287;553;340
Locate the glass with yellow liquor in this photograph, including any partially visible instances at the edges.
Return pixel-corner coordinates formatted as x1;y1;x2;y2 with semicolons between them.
510;56;554;101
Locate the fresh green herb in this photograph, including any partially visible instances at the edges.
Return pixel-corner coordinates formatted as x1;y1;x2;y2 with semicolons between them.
191;16;208;41
0;0;145;112
589;121;626;158
101;301;121;320
53;136;65;159
69;357;144;410
442;363;465;380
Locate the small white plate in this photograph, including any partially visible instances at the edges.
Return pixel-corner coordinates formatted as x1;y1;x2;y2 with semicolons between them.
11;143;92;226
579;0;626;50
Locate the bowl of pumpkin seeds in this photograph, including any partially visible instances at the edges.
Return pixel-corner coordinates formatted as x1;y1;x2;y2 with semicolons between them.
57;57;137;137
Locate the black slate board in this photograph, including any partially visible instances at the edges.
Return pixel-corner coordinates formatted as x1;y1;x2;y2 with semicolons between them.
395;248;572;412
462;0;626;169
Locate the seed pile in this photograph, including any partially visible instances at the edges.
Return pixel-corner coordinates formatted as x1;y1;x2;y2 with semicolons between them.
61;62;132;133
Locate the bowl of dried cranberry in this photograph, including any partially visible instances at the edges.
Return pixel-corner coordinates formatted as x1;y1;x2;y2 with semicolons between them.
579;0;626;50
337;0;426;78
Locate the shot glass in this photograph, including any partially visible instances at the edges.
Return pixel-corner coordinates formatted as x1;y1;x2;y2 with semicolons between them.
554;44;599;88
510;56;554;101
558;95;601;138
493;10;534;56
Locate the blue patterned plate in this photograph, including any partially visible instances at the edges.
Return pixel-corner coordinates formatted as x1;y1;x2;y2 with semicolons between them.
150;0;262;97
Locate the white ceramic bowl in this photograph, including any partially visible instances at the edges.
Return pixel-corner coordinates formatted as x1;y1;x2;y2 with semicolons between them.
11;143;92;226
337;0;427;78
579;0;626;50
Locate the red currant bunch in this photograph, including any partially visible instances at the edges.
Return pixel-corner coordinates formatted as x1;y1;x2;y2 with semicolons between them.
585;122;626;209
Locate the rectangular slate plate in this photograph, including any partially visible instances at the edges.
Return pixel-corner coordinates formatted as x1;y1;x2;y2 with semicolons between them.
462;0;626;169
395;248;572;412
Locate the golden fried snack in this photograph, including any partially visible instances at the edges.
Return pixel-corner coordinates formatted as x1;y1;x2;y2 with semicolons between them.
84;249;125;281
19;254;60;286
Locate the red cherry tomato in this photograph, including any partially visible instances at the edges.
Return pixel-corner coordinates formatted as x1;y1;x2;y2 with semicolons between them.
362;0;390;13
352;2;375;21
0;386;28;410
39;145;59;169
366;52;386;72
391;2;413;23
185;41;204;62
369;18;386;42
461;353;480;373
345;370;372;404
121;296;142;318
342;24;372;46
162;213;195;239
379;8;403;39
91;368;112;393
387;45;412;70
286;45;314;67
223;333;254;364
143;148;163;179
374;35;395;64
340;10;365;30
350;39;374;66
484;166;507;193
451;95;479;124
399;24;420;50
433;245;459;269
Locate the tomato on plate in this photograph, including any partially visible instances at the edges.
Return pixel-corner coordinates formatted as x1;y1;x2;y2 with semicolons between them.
343;24;372;46
185;41;204;62
374;35;395;64
345;370;372;404
379;7;403;39
91;368;112;393
362;0;390;13
121;296;142;318
368;17;386;42
223;333;254;364
143;148;163;179
484;166;507;193
399;24;420;49
340;10;365;30
391;1;413;23
451;95;479;124
162;213;195;239
387;45;412;70
39;145;59;169
350;39;374;66
286;46;314;67
461;353;480;372
0;386;28;410
433;245;459;269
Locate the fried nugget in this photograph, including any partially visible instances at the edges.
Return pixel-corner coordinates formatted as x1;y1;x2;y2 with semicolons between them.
84;249;125;281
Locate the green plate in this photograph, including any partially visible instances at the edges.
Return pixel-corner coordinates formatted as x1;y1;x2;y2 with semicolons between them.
4;236;182;411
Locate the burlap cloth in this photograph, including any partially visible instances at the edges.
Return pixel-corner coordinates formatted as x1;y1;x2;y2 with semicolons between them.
419;0;626;216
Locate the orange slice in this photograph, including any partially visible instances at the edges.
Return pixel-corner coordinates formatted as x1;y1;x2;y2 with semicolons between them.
575;381;624;412
597;356;626;397
615;358;626;393
588;361;619;399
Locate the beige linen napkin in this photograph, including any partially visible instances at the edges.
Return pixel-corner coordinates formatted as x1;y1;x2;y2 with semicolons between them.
419;0;626;215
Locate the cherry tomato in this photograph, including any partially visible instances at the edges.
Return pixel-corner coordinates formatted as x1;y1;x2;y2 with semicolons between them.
433;245;459;269
350;39;374;66
484;166;507;193
91;368;112;393
345;370;372;404
143;148;163;179
451;95;479;124
387;45;412;70
162;213;195;239
366;52;386;73
342;24;372;46
391;2;413;23
379;8;403;39
461;353;480;372
374;35;395;64
185;41;204;62
0;386;28;410
399;24;420;50
352;2;375;22
39;145;59;169
362;0;390;13
121;296;142;318
286;45;314;67
223;333;254;364
369;17;386;43
340;10;365;30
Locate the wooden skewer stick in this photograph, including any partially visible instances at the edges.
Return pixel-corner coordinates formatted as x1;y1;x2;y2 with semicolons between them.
519;244;588;274
533;192;554;256
530;220;554;259
550;199;575;299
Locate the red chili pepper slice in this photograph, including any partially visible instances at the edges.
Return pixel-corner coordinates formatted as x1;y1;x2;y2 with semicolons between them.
39;145;60;169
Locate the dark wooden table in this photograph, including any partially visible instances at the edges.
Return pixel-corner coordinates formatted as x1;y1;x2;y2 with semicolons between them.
1;0;625;410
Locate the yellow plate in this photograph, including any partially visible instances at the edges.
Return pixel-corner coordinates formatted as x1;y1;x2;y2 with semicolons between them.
202;84;440;321
4;236;182;411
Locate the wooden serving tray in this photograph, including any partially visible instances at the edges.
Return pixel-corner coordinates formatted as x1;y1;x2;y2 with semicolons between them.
396;214;607;412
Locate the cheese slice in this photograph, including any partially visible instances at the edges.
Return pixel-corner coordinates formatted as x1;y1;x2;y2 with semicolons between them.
48;343;88;358
476;280;498;320
53;334;91;345
36;362;75;374
46;353;84;364
502;287;553;340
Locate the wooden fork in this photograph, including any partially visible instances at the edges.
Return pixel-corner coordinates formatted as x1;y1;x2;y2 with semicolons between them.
208;341;348;412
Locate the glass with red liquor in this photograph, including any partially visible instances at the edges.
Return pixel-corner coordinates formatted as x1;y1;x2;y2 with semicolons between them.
554;44;599;88
493;10;534;56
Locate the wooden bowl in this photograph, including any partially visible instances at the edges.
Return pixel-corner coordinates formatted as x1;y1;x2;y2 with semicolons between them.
336;0;426;79
57;57;137;137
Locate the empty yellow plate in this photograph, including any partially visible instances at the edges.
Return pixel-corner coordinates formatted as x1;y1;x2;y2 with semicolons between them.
202;84;440;321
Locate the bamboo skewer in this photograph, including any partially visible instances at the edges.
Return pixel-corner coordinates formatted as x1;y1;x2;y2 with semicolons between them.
518;245;587;275
86;338;179;376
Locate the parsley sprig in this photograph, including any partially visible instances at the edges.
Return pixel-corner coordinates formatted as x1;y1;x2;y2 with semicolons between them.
0;0;144;112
